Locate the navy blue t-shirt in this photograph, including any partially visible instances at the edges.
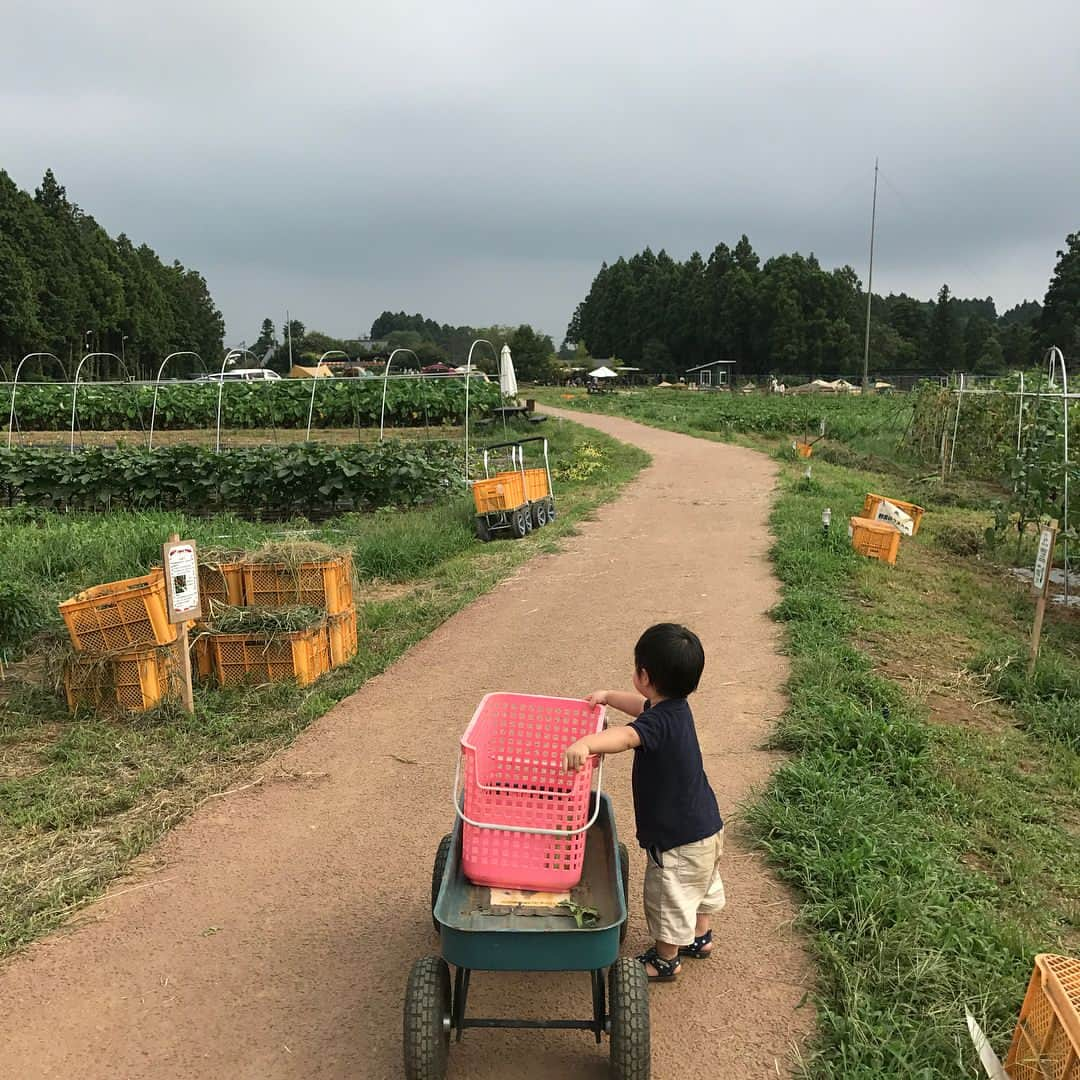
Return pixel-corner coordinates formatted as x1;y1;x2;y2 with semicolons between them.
628;697;723;852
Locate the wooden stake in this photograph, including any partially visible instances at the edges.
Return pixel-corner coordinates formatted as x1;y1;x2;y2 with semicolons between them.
1029;521;1059;676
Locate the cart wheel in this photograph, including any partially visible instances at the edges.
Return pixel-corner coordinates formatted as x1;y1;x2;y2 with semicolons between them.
618;843;630;944
475;516;492;543
547;497;557;522
404;956;451;1080
512;508;529;539
532;501;548;529
609;957;650;1080
431;833;453;934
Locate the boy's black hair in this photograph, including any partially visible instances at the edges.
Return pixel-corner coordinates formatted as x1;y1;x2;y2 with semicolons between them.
634;623;704;699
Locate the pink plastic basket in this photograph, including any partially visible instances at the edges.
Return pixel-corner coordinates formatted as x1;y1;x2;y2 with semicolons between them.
456;693;606;891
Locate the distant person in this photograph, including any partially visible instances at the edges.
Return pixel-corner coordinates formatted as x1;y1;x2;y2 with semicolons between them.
562;624;724;982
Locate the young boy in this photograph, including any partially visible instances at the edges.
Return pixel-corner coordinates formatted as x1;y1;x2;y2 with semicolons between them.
562;623;724;982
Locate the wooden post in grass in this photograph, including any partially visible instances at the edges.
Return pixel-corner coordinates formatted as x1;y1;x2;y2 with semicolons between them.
163;533;200;714
1029;520;1059;676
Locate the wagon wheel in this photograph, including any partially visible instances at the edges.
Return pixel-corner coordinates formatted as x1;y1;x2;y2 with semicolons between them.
618;843;630;944
512;508;529;539
546;497;557;522
475;516;492;543
431;833;453;934
404;956;451;1080
532;500;548;529
523;506;534;533
609;957;650;1079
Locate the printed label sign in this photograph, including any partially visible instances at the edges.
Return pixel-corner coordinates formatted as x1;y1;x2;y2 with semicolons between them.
874;499;915;537
1033;527;1055;595
163;540;201;621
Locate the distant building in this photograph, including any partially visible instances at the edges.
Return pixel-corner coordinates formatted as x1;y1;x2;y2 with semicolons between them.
685;360;737;388
356;339;390;352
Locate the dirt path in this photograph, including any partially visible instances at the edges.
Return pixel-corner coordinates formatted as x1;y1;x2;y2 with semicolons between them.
0;408;813;1079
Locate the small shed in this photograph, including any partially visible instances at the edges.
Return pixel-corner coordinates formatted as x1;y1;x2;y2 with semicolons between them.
685;360;736;388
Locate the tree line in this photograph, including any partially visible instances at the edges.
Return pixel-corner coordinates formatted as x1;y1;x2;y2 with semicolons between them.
566;232;1080;378
367;312;558;381
0;169;224;379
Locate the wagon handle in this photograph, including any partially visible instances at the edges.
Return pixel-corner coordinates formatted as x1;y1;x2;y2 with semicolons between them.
451;754;605;837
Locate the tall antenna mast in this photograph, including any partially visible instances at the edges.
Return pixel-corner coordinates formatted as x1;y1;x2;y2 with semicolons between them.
862;158;879;391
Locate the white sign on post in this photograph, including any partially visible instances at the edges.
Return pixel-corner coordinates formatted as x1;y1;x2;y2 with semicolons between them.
163;540;201;621
163;535;198;715
1033;526;1055;595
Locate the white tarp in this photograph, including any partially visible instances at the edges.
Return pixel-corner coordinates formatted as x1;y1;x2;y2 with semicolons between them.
589;366;618;379
499;344;518;397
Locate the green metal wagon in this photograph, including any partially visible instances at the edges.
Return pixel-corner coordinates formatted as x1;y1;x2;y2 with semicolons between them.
404;793;650;1078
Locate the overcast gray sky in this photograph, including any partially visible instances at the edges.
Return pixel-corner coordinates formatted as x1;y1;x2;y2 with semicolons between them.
3;0;1078;346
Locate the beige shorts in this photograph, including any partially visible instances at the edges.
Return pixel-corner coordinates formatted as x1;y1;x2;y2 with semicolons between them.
642;829;726;946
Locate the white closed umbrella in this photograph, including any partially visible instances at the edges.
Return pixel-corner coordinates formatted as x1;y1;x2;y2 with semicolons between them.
500;344;518;397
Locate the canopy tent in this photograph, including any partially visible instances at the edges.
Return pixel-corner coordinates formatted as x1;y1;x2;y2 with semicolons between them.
290;364;333;379
500;344;518;397
589;366;618;379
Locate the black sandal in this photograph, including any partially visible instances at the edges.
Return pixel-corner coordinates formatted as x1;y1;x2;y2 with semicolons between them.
636;947;681;982
679;930;713;959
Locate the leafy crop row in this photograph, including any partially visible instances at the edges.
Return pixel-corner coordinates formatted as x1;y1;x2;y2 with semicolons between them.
0;378;502;432
559;389;901;443
0;442;464;516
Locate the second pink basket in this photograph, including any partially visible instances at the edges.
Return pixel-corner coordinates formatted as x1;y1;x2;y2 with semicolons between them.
456;692;606;892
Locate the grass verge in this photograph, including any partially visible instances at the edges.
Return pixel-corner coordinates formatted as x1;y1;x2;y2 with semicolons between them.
545;388;1080;1076
0;417;648;958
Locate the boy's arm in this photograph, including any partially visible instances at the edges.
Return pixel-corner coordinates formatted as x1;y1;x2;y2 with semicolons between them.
562;725;641;772
587;690;647;719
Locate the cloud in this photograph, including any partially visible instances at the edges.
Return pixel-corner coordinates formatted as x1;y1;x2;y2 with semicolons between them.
2;0;1078;343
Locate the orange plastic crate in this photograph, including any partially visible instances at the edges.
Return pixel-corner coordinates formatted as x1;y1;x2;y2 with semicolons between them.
862;493;925;536
327;608;358;668
472;473;526;514
208;621;330;688
241;554;353;615
60;570;176;652
199;561;246;607
848;516;901;566
1006;955;1080;1079
520;468;550;502
64;645;178;714
193;632;213;680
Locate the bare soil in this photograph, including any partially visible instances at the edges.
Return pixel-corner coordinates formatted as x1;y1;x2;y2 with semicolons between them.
0;406;814;1078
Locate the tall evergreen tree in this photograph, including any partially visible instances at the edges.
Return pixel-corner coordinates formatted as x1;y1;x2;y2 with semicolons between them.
928;284;958;369
0;169;224;373
1040;230;1080;354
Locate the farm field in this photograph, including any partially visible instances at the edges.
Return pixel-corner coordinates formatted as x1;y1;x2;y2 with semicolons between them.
0;397;814;1080
537;386;917;466
542;388;1080;1077
0;417;648;959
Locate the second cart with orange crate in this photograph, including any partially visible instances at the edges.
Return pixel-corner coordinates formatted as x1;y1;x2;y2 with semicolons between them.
471;436;555;542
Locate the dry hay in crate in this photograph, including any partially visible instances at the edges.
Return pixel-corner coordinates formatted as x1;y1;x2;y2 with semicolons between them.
241;541;354;614
199;604;330;688
63;642;180;715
